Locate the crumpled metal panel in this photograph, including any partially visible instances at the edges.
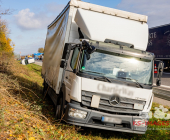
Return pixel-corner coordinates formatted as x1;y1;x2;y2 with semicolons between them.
42;8;70;94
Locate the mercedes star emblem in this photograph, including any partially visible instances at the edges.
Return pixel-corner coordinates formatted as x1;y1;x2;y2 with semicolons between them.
109;95;120;106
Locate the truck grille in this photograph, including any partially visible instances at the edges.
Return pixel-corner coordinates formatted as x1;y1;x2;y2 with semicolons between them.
81;91;146;114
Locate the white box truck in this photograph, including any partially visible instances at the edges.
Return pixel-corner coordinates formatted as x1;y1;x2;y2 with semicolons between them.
42;0;164;134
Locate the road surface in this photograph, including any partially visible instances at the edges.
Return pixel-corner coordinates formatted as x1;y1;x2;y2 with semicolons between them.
153;96;170;107
154;73;170;87
35;60;42;66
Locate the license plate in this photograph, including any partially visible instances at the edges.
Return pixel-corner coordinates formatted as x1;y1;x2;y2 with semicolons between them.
101;116;122;124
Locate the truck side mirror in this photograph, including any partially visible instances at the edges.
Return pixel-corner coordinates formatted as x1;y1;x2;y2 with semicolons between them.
156;79;161;86
82;40;96;54
86;45;96;54
73;69;78;74
156;61;164;86
85;51;90;60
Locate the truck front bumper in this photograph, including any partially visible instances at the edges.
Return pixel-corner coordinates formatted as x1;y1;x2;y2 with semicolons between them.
64;102;148;134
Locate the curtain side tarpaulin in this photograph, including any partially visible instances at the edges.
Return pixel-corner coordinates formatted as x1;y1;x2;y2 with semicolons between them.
42;8;69;93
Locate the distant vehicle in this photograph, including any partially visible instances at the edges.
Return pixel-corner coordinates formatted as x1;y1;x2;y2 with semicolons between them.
21;58;35;65
147;24;170;70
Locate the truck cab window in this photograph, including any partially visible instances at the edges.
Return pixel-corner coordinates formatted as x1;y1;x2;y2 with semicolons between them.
71;47;79;69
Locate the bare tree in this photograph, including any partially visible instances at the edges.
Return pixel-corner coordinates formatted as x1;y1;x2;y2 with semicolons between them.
0;1;13;16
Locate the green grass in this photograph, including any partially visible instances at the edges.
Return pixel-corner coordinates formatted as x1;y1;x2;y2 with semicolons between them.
26;63;42;76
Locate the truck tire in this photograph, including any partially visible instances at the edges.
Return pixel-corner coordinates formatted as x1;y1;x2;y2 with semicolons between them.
42;79;50;100
43;79;47;96
55;97;62;120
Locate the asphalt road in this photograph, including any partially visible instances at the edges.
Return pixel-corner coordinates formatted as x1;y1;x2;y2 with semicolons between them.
153;73;170;104
153;96;170;107
34;60;42;66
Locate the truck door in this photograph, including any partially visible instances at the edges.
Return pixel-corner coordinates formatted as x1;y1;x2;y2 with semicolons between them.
64;47;80;102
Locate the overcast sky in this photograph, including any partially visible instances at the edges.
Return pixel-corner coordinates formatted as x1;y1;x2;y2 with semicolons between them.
1;0;170;55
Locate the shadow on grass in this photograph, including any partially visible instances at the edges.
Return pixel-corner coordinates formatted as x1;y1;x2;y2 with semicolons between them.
78;127;140;140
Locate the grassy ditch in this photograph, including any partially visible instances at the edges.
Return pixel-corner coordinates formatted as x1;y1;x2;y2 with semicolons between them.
0;57;170;140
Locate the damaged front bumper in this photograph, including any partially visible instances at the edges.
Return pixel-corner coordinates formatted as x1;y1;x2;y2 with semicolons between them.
64;101;148;134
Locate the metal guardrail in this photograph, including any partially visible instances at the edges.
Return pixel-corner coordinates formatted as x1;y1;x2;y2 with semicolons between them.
153;87;170;101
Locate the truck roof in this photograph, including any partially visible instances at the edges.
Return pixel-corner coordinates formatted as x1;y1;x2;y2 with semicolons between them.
49;0;148;28
70;0;147;22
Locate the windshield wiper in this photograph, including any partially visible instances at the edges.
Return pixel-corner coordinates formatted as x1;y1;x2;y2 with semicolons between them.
82;70;112;83
117;77;143;88
95;75;112;83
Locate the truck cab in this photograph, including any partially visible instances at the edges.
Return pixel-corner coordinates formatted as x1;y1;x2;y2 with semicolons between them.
60;39;154;134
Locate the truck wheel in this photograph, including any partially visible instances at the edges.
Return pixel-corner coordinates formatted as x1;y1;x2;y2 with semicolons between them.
43;79;47;95
55;97;62;120
42;80;50;100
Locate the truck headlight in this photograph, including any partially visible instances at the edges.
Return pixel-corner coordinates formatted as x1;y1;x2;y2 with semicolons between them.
68;108;87;119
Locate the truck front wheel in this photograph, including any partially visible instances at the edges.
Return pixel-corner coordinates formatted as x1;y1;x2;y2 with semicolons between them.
55;97;62;120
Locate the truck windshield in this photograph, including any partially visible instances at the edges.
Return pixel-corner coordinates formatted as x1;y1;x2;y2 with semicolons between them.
80;50;153;85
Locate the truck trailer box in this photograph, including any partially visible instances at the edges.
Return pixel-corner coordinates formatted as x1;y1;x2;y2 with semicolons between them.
42;0;163;134
147;24;170;69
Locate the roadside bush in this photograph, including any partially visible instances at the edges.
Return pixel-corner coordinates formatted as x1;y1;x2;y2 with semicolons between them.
0;20;14;52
